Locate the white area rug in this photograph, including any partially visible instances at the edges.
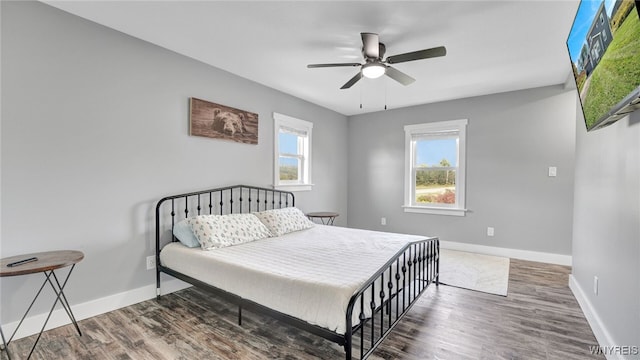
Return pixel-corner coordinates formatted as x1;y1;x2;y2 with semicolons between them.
438;249;510;296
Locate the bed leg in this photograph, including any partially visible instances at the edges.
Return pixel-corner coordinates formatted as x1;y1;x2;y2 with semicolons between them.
344;331;352;360
156;268;161;300
238;305;242;326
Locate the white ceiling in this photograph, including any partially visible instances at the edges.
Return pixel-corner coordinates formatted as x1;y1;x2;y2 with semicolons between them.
43;0;579;116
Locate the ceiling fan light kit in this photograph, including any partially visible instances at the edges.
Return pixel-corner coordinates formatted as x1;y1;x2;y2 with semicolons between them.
308;32;446;89
362;63;386;79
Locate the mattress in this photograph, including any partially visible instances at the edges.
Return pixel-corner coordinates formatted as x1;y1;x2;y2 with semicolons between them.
160;224;429;334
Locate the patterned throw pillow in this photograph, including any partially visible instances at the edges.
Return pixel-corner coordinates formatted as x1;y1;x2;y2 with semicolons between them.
253;207;315;236
188;214;273;250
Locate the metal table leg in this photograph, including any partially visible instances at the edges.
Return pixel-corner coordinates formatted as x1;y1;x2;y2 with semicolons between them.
5;264;81;359
0;325;11;360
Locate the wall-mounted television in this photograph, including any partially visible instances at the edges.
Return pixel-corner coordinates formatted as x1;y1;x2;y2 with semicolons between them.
567;0;640;131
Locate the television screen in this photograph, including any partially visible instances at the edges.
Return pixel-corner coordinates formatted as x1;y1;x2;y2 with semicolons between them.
567;0;640;131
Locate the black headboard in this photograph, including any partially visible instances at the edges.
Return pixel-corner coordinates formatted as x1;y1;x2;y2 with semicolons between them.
155;184;295;249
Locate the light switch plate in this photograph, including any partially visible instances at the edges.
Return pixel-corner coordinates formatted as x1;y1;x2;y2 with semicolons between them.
487;227;495;236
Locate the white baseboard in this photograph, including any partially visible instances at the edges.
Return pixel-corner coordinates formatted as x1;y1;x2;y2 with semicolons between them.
1;278;191;341
439;240;572;266
569;274;623;360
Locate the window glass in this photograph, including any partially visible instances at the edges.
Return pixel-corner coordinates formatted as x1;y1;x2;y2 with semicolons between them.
413;137;458;205
404;119;467;216
273;113;313;191
279;131;301;181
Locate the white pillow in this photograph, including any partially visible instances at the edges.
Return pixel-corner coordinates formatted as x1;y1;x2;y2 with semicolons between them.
253;207;314;236
188;213;272;250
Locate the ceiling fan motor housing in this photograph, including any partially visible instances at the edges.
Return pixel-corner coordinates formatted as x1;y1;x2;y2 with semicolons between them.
363;43;386;61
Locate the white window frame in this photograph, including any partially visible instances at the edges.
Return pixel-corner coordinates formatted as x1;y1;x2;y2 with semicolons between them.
273;112;313;192
403;119;468;216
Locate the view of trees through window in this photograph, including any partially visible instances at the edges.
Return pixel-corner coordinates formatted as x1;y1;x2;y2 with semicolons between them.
406;120;466;212
413;137;457;205
279;159;298;180
279;131;302;181
415;158;456;204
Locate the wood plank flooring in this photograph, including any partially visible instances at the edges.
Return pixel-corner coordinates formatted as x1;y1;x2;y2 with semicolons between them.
4;259;603;359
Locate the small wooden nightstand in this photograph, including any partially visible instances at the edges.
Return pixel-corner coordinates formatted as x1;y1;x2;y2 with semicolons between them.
306;212;339;225
1;250;84;359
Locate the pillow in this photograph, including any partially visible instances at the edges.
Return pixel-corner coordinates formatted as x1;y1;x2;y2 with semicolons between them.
188;213;272;250
173;219;201;248
253;207;314;236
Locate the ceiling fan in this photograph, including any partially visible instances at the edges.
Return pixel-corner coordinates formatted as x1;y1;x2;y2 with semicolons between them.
307;32;446;89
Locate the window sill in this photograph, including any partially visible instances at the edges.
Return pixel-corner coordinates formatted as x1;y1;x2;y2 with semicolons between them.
273;184;314;192
403;205;467;217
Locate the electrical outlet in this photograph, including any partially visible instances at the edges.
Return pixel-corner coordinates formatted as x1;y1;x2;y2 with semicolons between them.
146;256;156;270
487;227;495;236
548;166;557;177
594;276;599;295
381;217;387;226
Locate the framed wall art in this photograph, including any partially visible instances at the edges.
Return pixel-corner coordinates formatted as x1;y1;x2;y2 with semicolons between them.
189;97;258;145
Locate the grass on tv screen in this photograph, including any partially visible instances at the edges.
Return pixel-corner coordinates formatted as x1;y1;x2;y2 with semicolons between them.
567;0;640;130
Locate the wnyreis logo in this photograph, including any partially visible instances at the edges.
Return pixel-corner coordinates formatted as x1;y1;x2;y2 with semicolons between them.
589;345;639;356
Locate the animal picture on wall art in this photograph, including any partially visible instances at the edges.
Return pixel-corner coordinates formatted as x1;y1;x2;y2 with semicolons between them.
189;97;258;145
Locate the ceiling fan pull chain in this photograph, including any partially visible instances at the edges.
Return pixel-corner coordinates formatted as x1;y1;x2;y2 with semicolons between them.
383;79;388;110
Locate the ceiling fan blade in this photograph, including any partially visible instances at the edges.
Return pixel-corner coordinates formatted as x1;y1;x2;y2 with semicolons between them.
361;32;379;59
307;62;361;68
340;72;363;89
386;46;446;64
385;66;415;86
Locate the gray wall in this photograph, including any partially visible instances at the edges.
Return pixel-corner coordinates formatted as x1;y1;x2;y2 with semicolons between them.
0;1;348;323
347;85;576;255
5;1;637;352
572;100;640;352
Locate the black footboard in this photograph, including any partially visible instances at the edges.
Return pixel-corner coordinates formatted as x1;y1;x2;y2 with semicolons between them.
155;184;439;360
345;238;439;359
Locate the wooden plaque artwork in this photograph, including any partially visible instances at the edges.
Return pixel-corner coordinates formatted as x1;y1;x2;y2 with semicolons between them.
189;97;258;145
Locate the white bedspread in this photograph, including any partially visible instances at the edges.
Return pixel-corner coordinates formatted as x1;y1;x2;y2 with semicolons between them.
160;225;429;334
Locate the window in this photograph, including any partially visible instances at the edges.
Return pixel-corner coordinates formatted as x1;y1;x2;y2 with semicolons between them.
404;119;467;216
273;112;313;191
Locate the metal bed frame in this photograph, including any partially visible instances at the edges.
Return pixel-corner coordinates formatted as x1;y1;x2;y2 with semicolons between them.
155;185;439;359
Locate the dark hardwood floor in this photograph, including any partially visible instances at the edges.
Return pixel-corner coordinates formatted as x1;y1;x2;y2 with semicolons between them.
4;259;603;360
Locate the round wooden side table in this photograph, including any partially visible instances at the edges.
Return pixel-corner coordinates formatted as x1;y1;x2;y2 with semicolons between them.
0;250;84;360
306;212;339;225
